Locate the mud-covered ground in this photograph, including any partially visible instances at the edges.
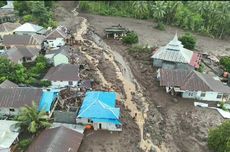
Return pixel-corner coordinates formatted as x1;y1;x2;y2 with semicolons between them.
56;2;226;152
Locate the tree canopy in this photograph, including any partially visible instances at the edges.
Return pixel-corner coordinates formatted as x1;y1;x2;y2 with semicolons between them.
208;121;230;152
13;1;57;28
79;1;230;39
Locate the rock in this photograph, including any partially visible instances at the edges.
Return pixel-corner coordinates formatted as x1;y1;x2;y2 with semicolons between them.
172;98;178;103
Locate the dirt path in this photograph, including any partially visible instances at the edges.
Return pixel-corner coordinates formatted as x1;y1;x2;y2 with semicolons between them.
80;13;230;57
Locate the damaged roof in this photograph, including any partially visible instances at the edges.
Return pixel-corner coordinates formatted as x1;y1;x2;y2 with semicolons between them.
0;87;42;108
160;69;230;93
0;80;18;88
43;64;80;81
26;126;83;152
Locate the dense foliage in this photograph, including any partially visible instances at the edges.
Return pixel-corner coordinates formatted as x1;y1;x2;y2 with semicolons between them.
13;1;57;28
0;56;51;87
220;56;230;73
178;33;196;50
0;0;6;7
79;1;230;39
208;121;230;152
122;31;139;44
16;101;51;134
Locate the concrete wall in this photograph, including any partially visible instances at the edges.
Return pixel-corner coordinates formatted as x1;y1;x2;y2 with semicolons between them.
153;59;163;67
47;38;65;49
53;54;69;66
51;80;78;88
0;107;20;116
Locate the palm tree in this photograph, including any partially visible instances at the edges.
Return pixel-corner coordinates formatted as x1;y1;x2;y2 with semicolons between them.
132;1;149;19
16;101;51;134
150;1;167;22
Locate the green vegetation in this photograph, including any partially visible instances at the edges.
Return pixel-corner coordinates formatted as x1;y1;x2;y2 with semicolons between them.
197;63;205;73
0;0;6;7
122;31;139;44
14;1;57;28
18;139;32;151
154;22;165;31
220;56;230;73
178;33;196;50
79;1;230;39
208;121;230;152
128;45;152;54
0;56;51;87
16;101;51;134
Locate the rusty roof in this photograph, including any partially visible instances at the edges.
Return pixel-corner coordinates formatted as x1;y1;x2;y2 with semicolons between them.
160;69;230;93
43;64;80;81
0;88;42;108
26;126;83;152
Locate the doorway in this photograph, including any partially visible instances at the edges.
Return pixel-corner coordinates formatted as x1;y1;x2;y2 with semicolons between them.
99;123;102;129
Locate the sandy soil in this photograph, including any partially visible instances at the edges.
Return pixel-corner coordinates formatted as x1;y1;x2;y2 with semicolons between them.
80;13;230;57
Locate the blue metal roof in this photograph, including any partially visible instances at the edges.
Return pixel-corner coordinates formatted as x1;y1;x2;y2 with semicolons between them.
38;90;59;112
77;91;121;124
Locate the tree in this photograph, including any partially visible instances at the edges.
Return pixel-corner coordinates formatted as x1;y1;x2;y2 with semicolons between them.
208;121;230;152
16;101;51;134
150;1;166;22
0;0;6;7
122;31;139;44
178;33;196;50
132;1;149;19
220;56;230;72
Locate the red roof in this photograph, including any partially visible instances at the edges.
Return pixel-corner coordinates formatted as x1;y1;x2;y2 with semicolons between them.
189;53;201;68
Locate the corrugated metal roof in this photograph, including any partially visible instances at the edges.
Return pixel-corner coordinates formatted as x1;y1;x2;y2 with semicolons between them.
0;22;21;33
160;69;230;93
13;23;44;33
151;34;199;65
0;88;42;108
0;80;18;88
26;126;83;152
46;26;68;39
43;64;80;81
77;91;121;125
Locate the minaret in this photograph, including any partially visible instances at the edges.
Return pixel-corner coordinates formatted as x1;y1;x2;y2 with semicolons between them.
166;32;183;51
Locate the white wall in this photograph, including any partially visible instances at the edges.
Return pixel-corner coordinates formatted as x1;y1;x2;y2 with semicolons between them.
51;81;78;88
0;147;10;152
195;91;224;102
0;107;20;116
47;38;65;48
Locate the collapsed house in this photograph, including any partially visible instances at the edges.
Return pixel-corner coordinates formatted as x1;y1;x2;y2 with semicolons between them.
151;33;201;70
76;91;122;131
43;64;80;88
26;126;83;152
158;69;230;102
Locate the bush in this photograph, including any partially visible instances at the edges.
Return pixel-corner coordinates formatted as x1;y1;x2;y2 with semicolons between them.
122;31;139;44
23;15;33;22
178;33;196;50
197;63;205;73
220;56;230;73
208;121;230;152
40;80;51;87
18;139;32;151
155;22;165;31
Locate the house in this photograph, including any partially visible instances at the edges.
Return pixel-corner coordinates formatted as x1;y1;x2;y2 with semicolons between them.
2;34;45;49
45;25;69;49
0;22;21;38
1;1;14;12
26;126;83;152
0;88;59;116
43;64;80;88
0;120;20;152
76;91;122;131
151;33;201;70
44;46;70;66
158;69;230;102
13;23;47;35
0;79;18;88
5;46;40;63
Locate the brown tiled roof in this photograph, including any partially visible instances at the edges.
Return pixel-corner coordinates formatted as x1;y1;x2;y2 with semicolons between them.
0;80;18;88
46;26;68;39
160;69;230;93
0;22;21;33
3;34;45;46
26;126;83;152
0;88;42;108
43;64;80;81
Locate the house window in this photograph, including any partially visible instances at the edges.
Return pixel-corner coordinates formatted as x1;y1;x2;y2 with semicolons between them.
188;92;193;96
201;92;206;97
69;81;73;85
217;93;222;99
9;108;15;112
